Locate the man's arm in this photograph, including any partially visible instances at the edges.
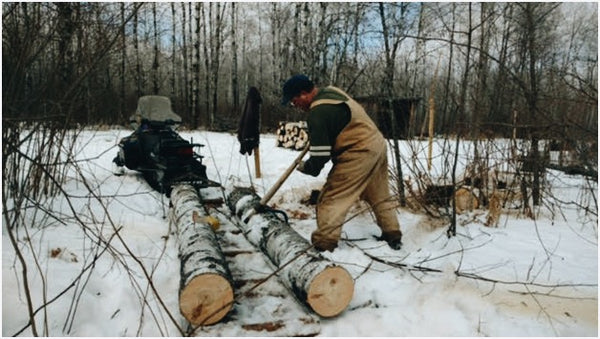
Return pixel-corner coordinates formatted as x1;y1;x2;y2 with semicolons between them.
299;112;331;176
298;104;350;176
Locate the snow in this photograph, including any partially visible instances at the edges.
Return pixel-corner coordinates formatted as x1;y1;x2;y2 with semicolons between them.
2;129;598;337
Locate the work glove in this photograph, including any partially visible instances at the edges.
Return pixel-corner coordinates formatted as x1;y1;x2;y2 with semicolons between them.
296;160;307;174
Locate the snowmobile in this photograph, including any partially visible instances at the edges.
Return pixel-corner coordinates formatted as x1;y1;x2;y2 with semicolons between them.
113;96;220;196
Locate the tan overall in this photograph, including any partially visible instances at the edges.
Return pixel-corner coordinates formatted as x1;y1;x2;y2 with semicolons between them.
310;86;402;249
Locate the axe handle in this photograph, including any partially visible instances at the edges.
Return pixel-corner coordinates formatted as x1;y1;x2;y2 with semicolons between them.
244;144;309;223
260;143;309;205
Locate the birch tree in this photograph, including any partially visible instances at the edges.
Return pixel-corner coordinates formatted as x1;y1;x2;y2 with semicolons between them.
181;3;189;115
192;2;201;128
231;2;239;112
170;3;176;98
152;2;160;94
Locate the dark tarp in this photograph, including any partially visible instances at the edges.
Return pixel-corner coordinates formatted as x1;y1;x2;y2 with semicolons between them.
237;87;262;155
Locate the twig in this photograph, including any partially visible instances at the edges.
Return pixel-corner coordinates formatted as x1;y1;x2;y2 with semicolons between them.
73;164;186;336
509;289;597;300
524;284;559;336
11;227;122;337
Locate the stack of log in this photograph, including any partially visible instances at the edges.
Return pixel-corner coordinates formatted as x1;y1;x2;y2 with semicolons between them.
276;121;308;150
227;187;354;318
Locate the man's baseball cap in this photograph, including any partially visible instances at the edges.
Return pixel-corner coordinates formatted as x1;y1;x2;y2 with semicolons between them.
281;74;314;106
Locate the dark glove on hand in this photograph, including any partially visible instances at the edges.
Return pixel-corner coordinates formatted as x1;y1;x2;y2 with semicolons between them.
296;160;306;174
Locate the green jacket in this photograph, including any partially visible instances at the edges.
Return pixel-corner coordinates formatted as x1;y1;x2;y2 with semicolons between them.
301;88;351;176
301;86;385;177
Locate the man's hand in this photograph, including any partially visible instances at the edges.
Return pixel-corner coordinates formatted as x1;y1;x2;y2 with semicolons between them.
296;160;307;174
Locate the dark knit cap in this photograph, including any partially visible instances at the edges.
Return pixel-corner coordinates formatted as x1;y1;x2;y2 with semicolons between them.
281;74;314;105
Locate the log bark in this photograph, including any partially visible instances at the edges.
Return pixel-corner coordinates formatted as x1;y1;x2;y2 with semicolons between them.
227;187;354;317
170;184;234;326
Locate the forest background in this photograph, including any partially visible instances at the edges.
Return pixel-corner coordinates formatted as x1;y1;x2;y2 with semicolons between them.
3;2;597;138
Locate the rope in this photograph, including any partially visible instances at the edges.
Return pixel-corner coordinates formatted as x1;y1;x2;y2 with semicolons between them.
256;204;289;224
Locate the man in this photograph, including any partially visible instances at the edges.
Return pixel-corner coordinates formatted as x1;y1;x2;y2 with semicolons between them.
281;74;403;252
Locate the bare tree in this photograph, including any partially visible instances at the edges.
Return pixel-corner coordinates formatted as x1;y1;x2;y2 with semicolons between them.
120;2;126;122
170;2;176;98
377;2;416;206
152;2;160;94
181;3;190;116
231;2;239;112
512;3;562;206
209;2;226;129
192;2;201;128
133;7;142;97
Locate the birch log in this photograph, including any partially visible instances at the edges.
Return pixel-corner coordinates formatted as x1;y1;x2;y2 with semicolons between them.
170;184;233;326
227;187;354;317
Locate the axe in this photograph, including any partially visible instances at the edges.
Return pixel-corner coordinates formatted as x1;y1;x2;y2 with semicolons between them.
243;143;309;223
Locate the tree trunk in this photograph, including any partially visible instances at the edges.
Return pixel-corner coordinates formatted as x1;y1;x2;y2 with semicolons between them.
303;3;311;75
209;2;224;130
170;184;234;326
413;3;426;100
271;3;279;91
120;3;126;122
134;9;142;97
378;2;406;207
293;3;301;72
227;187;354;318
257;4;264;88
171;2;176;98
525;3;541;206
493;3;513;126
202;3;210;126
193;2;201;128
318;3;329;80
181;3;189;117
231;3;239;112
152;2;159;95
458;2;472;134
441;3;456;134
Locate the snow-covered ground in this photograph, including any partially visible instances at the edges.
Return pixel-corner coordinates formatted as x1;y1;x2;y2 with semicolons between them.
3;129;598;336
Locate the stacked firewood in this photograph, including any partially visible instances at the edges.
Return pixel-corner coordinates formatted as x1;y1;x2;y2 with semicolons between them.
276;121;308;150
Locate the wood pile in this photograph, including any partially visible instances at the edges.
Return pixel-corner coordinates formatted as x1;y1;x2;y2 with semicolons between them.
276;121;309;150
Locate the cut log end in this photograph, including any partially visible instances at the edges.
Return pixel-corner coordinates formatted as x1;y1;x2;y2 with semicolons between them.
307;266;354;317
179;273;234;326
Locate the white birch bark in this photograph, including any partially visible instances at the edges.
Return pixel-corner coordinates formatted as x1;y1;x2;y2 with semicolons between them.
170;184;233;326
227;187;354;317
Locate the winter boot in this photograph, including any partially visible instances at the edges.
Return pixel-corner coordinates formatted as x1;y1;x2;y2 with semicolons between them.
378;230;403;250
